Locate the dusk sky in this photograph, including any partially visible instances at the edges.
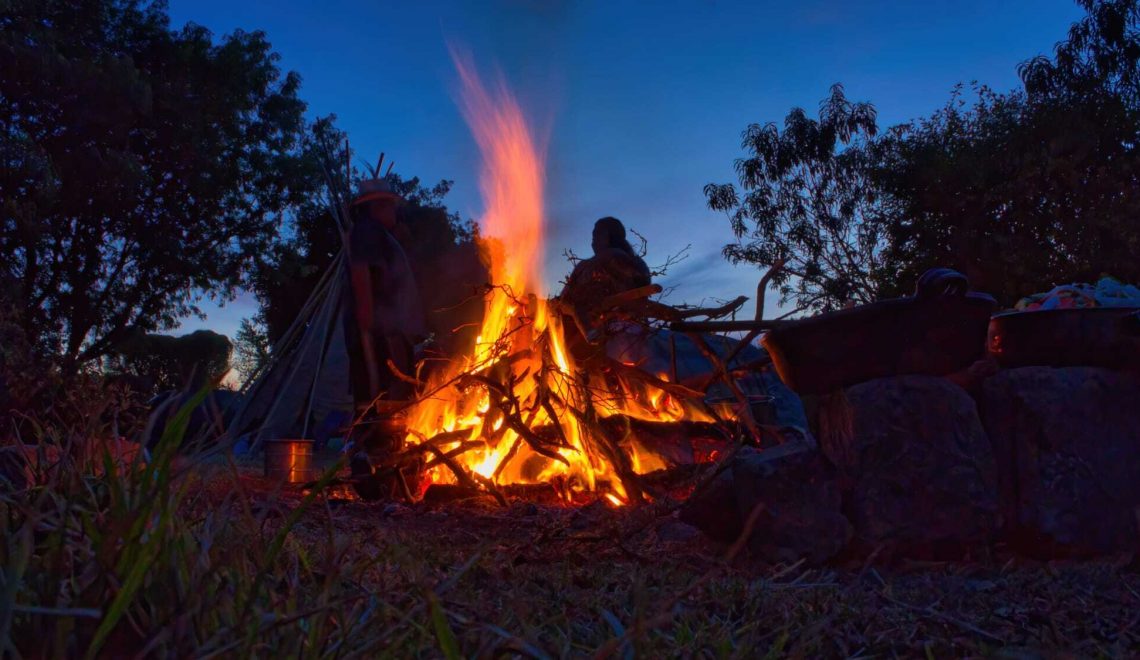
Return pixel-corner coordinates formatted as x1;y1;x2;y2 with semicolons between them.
169;0;1085;341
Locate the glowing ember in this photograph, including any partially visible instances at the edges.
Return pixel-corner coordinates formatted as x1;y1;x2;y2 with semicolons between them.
403;53;719;503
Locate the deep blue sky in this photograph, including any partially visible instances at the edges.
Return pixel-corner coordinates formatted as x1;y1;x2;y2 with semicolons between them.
170;0;1085;339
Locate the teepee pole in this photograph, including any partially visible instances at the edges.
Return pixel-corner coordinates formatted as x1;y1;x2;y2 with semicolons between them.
228;133;356;449
234;250;341;400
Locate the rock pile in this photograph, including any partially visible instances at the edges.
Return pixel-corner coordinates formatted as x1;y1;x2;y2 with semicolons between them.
682;367;1140;563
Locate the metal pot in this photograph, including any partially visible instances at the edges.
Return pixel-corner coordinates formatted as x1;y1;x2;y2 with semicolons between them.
987;307;1140;369
263;438;317;484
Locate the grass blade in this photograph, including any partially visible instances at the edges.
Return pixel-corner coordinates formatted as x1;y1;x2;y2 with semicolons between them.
429;593;461;660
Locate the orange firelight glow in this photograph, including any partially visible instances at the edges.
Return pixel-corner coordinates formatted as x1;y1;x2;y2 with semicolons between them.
402;53;716;503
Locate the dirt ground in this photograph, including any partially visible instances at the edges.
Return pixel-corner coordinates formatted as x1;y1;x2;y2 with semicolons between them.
204;462;1140;657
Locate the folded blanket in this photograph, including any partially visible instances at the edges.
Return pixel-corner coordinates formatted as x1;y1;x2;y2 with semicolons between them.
1014;276;1140;311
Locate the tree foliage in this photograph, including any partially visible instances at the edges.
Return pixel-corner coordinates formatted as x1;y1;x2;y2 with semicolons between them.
0;0;313;371
705;84;885;313
1020;0;1140;103
232;316;271;383
876;1;1140;304
710;0;1140;310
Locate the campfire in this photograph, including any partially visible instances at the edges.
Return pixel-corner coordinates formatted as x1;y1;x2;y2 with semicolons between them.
373;58;741;506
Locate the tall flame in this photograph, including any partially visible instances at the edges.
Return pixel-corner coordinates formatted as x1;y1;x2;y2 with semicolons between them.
452;54;545;298
402;53;717;502
450;52;545;375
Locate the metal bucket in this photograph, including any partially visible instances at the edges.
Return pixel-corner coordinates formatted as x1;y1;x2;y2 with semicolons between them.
263;439;317;483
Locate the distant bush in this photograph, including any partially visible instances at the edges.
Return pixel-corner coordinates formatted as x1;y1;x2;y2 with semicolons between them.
110;329;233;396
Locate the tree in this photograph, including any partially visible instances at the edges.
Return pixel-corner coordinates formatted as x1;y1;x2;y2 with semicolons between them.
0;0;313;372
709;1;1140;309
875;0;1140;304
232;316;271;382
1020;0;1140;104
704;84;887;314
872;86;1040;302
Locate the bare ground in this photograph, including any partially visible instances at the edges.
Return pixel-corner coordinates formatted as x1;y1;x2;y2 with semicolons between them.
215;465;1140;658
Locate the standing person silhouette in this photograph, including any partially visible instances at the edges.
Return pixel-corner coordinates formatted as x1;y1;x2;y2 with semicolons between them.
343;176;426;462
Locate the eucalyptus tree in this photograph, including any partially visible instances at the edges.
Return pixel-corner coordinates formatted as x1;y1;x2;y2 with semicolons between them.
705;84;887;314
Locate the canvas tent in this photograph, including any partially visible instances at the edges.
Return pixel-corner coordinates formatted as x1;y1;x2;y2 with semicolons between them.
226;250;356;448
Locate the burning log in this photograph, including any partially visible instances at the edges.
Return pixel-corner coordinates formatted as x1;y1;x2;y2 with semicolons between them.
580;374;645;503
465;373;574;466
418;441;507;506
602;358;709;401
395;308;751;505
500;417;732;457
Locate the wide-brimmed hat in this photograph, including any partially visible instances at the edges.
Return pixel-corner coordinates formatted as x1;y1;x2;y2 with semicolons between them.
351;177;400;206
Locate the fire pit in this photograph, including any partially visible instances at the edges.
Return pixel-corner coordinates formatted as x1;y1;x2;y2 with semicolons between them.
347;62;746;506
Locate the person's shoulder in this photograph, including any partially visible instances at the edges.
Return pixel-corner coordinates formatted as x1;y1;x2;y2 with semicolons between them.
600;248;648;270
567;255;601;278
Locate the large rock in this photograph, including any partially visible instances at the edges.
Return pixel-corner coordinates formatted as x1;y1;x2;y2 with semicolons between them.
837;376;999;558
681;437;851;564
732;441;851;564
981;367;1140;557
678;451;743;542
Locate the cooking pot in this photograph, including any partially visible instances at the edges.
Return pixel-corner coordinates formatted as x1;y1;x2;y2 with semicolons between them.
987;307;1140;369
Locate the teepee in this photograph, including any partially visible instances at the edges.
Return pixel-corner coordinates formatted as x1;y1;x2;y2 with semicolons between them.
226;148;396;449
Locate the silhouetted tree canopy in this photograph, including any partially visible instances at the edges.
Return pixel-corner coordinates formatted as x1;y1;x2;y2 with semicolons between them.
0;0;314;372
705;84;885;313
876;0;1140;304
709;0;1140;309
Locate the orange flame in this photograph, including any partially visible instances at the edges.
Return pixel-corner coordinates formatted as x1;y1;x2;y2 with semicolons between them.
452;53;545;298
403;54;718;503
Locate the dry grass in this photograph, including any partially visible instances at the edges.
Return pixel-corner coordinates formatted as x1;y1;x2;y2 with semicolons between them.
3;390;1139;657
247;479;1140;658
